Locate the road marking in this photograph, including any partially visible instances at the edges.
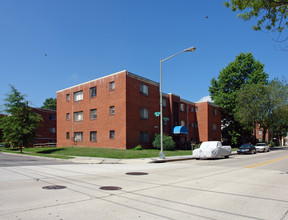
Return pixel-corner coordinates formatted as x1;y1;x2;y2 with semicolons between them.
244;156;288;168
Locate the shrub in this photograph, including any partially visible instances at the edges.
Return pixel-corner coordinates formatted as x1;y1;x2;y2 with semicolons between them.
132;145;142;150
152;134;175;151
270;140;275;147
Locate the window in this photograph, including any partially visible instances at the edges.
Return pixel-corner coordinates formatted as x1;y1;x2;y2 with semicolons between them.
162;98;167;107
195;122;198;128
49;127;56;133
90;86;97;98
74;132;83;142
90;109;97;120
140;108;148;119
66;94;70;101
140;84;148;96
259;130;262;135
213;108;217;116
109;81;115;91
180;104;186;112
140;132;149;143
74;111;83;122
49;114;56;120
90;131;97;142
66;132;70;140
191;107;194;112
110;106;115;115
213;124;217;131
74;91;83;101
195;107;198;112
110;130;115;139
191;122;194;128
66;113;70;120
163;117;169;126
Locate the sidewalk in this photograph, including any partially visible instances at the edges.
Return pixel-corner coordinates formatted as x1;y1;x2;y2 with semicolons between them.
68;155;196;164
1;150;238;164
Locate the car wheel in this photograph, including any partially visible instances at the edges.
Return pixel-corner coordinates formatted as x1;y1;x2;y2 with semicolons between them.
224;155;229;158
254;150;257;154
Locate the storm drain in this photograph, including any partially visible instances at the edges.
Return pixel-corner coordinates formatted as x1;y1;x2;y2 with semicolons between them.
99;186;122;191
126;172;148;176
42;185;67;190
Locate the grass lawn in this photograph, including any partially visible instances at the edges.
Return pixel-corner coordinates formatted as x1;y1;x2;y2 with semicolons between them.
1;147;193;159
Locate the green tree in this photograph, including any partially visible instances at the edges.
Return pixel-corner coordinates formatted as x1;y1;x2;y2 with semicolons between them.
224;0;288;32
0;85;42;153
41;98;56;110
235;79;288;143
209;52;268;146
152;134;176;151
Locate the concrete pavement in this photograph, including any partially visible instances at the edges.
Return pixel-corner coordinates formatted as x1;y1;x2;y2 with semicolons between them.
0;151;238;165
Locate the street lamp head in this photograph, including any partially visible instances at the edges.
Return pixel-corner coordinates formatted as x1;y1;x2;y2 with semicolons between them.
184;47;196;52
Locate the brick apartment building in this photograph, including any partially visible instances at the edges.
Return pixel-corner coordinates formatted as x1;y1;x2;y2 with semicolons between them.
31;108;56;145
56;70;221;149
0;109;56;145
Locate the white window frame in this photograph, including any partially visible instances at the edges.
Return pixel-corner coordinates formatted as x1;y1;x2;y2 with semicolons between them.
213;108;217;116
66;94;70;101
49;127;56;133
110;106;115;115
90;109;97;120
74;111;83;122
90;86;97;98
110;130;115;139
162;98;167;107
140;108;148;120
74;132;83;142
74;91;83;101
140;84;148;96
109;81;115;91
90;131;97;142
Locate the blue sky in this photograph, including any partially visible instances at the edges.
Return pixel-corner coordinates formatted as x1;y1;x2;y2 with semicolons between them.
0;0;287;110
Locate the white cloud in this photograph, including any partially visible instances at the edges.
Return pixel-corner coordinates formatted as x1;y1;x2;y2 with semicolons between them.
198;96;213;102
70;73;79;80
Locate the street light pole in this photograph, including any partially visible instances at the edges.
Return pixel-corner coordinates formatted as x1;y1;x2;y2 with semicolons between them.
159;47;196;159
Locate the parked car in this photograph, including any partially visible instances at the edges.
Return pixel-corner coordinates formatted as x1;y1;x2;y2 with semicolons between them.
237;144;257;154
193;141;231;159
255;143;270;152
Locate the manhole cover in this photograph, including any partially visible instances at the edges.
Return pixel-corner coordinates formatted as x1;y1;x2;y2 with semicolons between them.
99;186;122;191
42;185;67;190
126;172;148;175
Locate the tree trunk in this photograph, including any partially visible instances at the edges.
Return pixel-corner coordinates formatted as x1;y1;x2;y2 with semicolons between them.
20;145;23;153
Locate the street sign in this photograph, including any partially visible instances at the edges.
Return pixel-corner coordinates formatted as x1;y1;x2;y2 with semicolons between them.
154;112;161;117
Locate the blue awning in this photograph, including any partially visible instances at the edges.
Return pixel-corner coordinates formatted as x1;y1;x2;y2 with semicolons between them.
172;126;188;135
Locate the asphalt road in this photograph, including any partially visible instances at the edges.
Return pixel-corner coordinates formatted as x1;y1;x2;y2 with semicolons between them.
0;148;288;220
0;152;74;167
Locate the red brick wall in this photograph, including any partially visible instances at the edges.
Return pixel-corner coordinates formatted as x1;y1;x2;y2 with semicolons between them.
57;71;127;149
56;70;222;149
125;74;160;149
195;102;221;142
31;108;56;144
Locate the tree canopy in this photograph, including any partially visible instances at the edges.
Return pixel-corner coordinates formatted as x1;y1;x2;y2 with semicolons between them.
224;0;288;32
209;52;268;145
41;98;56;110
236;79;288;143
0;85;42;152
